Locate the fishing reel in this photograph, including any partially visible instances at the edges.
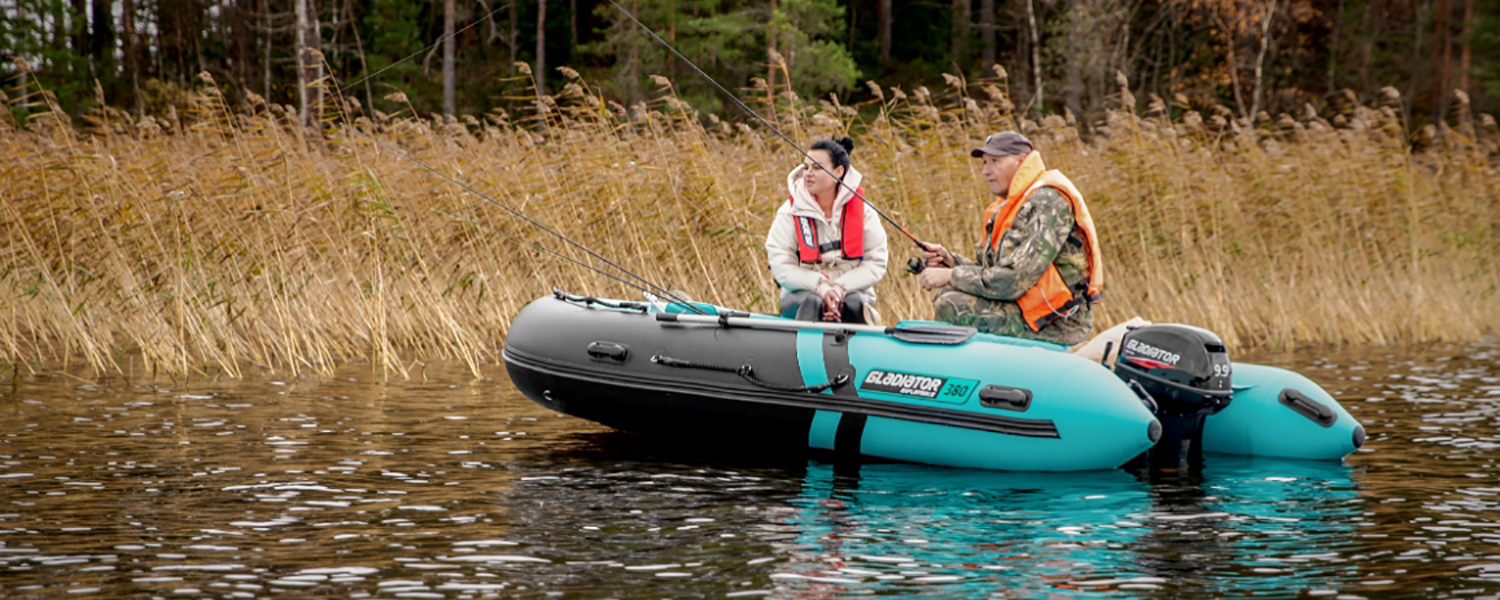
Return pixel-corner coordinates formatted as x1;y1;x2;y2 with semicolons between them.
906;256;927;275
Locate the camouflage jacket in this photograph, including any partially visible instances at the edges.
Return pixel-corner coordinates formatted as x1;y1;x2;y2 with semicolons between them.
950;186;1090;300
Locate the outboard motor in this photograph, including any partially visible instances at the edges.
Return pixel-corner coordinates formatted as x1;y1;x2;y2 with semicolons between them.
1114;324;1233;472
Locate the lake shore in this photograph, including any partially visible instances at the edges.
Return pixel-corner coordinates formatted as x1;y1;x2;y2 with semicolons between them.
3;74;1497;376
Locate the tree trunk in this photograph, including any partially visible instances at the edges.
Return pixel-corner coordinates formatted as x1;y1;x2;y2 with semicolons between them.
262;0;272;103
878;0;892;65
313;1;324;119
351;0;374;110
1025;0;1040;111
536;0;547;95
124;0;141;114
509;0;519;76
158;0;204;85
1435;0;1453;122
52;2;66;70
1064;0;1083;120
768;0;778;111
1215;6;1246;119
1327;0;1344;93
71;0;89;71
1250;0;1278;121
297;0;309;124
296;0;322;126
1404;0;1427;128
981;0;997;75
1459;0;1472;95
952;0;969;73
846;0;855;52
444;0;456;115
90;0;114;78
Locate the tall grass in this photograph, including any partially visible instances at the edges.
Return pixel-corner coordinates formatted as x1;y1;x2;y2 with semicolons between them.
2;64;1497;378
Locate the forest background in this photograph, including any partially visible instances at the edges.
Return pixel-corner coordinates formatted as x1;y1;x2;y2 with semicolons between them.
2;0;1498;377
5;0;1500;129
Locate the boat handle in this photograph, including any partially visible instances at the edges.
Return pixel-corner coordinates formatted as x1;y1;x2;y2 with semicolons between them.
979;386;1032;412
587;341;630;364
1279;388;1336;427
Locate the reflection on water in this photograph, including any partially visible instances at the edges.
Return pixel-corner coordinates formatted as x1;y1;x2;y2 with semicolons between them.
0;339;1496;598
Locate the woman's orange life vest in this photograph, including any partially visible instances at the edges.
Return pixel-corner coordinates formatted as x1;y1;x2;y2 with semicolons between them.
790;189;866;263
980;153;1103;331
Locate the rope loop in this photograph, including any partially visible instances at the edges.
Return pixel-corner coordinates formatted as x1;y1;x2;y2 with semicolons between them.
554;289;648;313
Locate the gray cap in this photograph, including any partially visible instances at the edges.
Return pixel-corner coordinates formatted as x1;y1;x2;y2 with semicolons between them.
970;131;1034;158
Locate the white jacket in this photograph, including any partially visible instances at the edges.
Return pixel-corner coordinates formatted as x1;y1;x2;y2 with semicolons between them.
765;165;890;301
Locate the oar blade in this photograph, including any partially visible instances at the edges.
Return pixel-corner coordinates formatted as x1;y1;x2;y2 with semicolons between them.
885;325;977;345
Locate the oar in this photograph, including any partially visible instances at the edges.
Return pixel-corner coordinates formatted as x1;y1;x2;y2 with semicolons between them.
654;313;977;345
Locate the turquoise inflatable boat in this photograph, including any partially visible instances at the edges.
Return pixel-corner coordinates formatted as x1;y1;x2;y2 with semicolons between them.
502;292;1364;472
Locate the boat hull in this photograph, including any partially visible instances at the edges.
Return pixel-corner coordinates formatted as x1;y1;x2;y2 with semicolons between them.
504;295;1159;471
503;294;1364;470
1204;363;1365;459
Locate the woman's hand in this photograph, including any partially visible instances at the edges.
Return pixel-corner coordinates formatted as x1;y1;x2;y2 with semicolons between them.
922;244;955;268
816;281;845;322
918;267;953;290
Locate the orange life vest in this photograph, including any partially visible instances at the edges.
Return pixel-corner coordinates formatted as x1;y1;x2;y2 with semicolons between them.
980;153;1103;331
790;190;866;263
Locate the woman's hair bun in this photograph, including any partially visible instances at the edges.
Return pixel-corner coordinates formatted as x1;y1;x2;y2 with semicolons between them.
837;137;855;154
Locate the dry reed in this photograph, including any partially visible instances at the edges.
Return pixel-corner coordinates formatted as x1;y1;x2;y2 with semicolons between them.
2;66;1496;378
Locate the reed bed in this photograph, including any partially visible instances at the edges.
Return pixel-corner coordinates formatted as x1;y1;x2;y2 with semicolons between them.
2;66;1497;378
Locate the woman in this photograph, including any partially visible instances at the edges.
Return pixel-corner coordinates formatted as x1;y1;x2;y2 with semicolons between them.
765;138;889;323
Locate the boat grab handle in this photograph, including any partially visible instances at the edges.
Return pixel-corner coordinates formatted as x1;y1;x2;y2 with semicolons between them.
1279;388;1337;427
652;354;850;393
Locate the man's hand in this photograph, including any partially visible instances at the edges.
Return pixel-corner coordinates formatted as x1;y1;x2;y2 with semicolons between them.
918;267;953;290
922;244;955;268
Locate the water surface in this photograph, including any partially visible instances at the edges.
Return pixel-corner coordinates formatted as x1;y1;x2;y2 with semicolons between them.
1;340;1497;598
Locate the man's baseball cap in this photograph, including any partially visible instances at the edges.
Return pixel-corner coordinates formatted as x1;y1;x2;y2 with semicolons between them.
971;131;1034;158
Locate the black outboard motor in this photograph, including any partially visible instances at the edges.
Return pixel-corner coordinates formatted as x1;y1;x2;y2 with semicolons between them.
1113;324;1233;472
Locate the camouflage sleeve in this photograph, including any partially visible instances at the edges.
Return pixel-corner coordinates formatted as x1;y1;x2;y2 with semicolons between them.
949;187;1075;301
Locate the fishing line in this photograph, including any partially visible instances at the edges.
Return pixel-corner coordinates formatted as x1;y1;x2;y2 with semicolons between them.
432;208;687;301
608;0;932;251
347;130;709;314
324;10;708;314
338;4;508;97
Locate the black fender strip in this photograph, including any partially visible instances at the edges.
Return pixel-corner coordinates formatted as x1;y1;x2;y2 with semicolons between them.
504;346;1060;438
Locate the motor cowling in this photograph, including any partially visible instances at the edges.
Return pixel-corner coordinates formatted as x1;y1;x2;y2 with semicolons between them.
1113;323;1233;416
1114;324;1233;473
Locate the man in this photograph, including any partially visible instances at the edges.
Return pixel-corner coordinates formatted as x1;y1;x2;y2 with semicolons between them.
916;132;1103;346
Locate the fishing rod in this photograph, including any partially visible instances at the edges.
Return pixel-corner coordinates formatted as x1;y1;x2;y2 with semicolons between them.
607;0;933;255
344;129;710;315
432;208;698;304
321;16;709;315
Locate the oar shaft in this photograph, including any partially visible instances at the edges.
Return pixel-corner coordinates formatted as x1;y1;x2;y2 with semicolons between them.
652;311;976;345
655;312;891;334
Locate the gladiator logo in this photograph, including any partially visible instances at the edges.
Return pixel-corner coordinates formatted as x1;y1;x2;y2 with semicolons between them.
860;369;947;399
1124;339;1181;365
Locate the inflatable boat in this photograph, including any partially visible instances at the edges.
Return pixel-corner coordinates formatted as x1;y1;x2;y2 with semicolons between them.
502;292;1365;472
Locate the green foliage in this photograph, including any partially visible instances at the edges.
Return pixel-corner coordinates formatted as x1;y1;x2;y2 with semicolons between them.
1;0;1495;129
1;0;94;117
361;0;429;105
772;0;859;95
584;1;761;108
584;0;855;108
1474;0;1500;100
